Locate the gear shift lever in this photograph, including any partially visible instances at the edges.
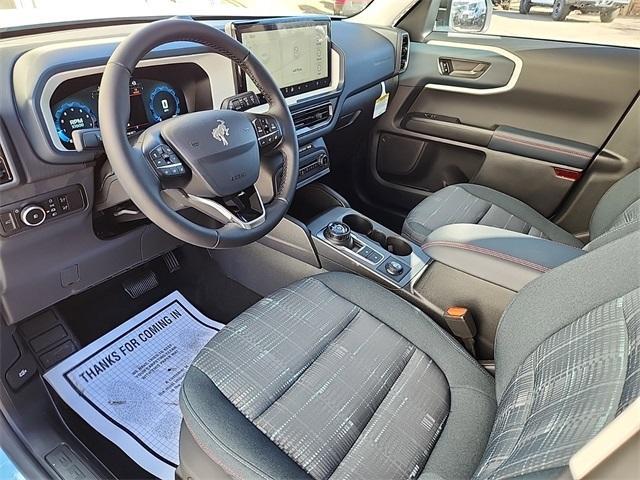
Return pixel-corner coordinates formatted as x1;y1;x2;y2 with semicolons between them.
324;221;353;248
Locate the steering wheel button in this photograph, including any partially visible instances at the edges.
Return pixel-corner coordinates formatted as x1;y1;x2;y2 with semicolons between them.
150;147;163;160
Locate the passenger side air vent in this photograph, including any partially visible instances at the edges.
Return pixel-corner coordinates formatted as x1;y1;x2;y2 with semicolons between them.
292;103;333;131
0;142;13;186
399;32;410;73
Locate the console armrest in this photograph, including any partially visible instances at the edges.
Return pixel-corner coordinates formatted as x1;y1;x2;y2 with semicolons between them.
422;224;585;291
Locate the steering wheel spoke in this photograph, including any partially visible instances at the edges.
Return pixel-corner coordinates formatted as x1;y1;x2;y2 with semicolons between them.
164;185;266;230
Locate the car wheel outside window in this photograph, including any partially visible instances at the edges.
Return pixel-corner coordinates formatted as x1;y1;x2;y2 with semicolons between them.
519;0;532;14
551;0;571;21
600;8;620;22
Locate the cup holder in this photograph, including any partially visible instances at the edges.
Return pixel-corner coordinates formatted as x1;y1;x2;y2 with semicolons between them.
342;214;412;256
369;230;387;247
342;214;373;236
385;236;413;256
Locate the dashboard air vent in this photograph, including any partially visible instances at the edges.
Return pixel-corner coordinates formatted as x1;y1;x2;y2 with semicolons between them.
399;32;410;73
292;103;332;130
0;142;12;185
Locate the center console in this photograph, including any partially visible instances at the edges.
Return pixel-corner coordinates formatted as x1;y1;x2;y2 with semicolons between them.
307;207;430;288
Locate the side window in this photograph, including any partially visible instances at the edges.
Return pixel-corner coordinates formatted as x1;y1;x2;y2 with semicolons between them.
435;0;640;48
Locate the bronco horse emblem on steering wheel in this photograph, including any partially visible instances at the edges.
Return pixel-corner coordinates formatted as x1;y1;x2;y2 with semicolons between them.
211;120;230;146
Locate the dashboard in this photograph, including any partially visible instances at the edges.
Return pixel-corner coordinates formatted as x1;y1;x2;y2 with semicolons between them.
0;16;409;324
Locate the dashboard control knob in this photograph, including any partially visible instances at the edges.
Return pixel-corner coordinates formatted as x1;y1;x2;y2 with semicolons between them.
20;205;47;227
324;221;353;248
318;153;328;166
385;260;404;276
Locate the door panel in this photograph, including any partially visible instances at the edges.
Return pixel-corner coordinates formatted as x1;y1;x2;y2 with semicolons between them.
406;36;638;146
368;32;639;233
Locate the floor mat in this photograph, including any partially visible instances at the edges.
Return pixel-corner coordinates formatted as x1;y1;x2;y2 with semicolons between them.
44;291;224;480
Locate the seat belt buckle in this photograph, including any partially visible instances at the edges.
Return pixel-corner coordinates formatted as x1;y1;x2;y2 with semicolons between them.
443;307;477;355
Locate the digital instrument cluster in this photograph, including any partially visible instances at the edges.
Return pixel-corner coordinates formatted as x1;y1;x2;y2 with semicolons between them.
51;78;186;150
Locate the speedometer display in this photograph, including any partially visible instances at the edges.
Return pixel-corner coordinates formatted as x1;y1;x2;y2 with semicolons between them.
149;86;181;122
50;78;186;151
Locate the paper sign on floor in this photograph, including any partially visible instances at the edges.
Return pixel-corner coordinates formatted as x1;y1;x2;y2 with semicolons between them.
44;291;225;480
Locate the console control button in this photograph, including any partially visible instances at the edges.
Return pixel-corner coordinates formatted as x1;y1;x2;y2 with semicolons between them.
385;260;404;276
0;187;84;236
359;246;373;259
368;251;384;263
0;212;18;234
58;194;70;212
5;352;37;391
20;205;47;227
324;221;353;248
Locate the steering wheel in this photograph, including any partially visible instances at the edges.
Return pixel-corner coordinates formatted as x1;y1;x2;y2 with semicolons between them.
99;19;298;249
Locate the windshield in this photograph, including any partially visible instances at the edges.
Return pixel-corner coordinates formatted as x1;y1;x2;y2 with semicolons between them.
0;0;374;31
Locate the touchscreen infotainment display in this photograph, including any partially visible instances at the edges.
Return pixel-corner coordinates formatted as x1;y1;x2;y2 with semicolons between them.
233;19;331;98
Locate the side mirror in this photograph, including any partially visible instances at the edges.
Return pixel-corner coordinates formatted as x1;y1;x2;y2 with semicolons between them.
449;0;492;33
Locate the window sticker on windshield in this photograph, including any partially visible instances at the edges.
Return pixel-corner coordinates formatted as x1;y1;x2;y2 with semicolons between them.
373;82;389;119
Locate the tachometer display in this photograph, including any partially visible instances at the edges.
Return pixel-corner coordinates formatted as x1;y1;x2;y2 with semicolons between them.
54;102;95;149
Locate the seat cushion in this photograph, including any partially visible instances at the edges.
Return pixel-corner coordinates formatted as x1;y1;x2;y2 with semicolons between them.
402;184;583;248
179;273;496;480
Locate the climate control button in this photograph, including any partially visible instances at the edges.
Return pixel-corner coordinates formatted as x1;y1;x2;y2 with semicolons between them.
20;205;47;227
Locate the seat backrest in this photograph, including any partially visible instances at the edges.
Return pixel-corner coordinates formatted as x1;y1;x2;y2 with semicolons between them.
473;231;639;480
585;169;639;250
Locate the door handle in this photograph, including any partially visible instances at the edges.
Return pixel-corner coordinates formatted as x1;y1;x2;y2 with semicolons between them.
438;57;490;79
